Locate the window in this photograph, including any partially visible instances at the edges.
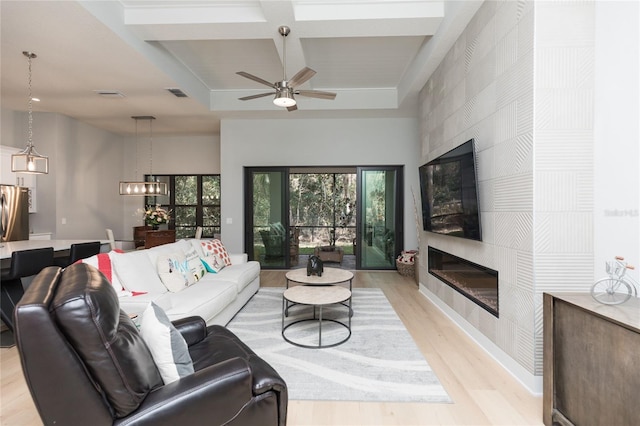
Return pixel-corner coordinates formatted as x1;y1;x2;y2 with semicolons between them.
145;174;220;239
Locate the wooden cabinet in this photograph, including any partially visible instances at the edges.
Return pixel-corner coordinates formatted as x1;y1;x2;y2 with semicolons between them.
144;230;176;249
543;293;640;426
133;226;151;248
133;226;176;249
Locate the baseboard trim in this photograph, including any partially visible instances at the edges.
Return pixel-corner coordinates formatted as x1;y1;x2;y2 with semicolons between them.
419;283;543;396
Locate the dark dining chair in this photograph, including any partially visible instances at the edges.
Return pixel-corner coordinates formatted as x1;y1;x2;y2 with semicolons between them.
54;241;101;267
0;247;54;332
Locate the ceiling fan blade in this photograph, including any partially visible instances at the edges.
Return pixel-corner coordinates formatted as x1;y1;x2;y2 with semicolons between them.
238;92;274;101
288;67;316;87
296;90;337;100
236;71;275;88
287;104;298;112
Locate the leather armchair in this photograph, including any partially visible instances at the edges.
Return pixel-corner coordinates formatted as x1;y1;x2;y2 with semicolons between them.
13;263;288;425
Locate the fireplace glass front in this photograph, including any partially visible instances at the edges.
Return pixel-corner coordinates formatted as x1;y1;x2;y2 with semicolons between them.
428;246;498;317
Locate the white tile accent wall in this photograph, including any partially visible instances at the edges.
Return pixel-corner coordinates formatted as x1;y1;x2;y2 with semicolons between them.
418;0;596;379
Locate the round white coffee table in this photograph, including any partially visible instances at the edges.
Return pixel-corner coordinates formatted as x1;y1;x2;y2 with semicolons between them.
285;267;354;317
285;267;354;290
281;285;352;348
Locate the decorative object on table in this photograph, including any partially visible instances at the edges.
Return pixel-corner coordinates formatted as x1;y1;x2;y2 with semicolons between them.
119;116;168;196
396;249;418;277
307;255;324;277
591;256;638;305
144;204;172;230
12;51;48;174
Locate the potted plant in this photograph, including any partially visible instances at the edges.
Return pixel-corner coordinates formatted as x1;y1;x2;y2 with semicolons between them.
144;204;172;230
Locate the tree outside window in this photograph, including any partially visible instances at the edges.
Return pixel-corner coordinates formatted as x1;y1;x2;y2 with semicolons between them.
145;174;220;239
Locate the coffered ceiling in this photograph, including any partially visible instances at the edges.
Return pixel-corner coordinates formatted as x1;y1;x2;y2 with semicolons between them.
1;1;482;136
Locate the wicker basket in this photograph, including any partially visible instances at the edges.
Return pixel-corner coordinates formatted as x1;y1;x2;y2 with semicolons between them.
396;259;415;277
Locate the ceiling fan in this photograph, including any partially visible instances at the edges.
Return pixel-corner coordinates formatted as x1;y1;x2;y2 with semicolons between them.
236;25;336;112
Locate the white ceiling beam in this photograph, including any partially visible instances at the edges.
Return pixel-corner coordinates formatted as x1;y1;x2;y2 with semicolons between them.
121;0;443;41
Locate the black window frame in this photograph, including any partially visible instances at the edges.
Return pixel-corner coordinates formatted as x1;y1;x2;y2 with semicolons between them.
144;174;221;239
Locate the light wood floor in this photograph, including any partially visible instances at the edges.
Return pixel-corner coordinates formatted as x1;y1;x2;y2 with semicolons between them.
0;271;543;425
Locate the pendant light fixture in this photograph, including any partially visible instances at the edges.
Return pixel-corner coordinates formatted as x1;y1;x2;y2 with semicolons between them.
119;116;168;196
272;26;296;108
12;51;49;174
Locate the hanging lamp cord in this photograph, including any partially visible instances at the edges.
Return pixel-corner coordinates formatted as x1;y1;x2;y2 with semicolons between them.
26;53;33;147
149;118;153;178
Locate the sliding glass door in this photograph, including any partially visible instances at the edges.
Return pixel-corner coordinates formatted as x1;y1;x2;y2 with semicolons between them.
245;166;403;270
356;167;403;269
245;168;289;269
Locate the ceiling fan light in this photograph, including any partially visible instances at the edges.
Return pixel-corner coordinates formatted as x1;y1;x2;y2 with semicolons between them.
273;91;296;107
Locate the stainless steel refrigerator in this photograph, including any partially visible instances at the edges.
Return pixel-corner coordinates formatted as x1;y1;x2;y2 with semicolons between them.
1;185;29;242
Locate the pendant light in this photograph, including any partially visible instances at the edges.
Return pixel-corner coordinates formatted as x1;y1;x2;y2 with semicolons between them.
273;26;296;108
12;51;49;174
119;116;168;196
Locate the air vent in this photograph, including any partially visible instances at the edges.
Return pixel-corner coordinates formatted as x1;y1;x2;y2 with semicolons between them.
93;90;125;98
167;88;188;98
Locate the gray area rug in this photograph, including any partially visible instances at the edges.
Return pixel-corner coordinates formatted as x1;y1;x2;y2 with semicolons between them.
227;287;452;403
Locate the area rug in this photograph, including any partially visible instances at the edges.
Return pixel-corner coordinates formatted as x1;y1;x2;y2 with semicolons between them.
227;287;452;403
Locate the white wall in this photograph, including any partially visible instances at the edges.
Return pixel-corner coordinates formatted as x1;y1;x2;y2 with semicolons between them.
593;1;640;283
418;0;640;394
418;0;538;390
1;108;221;242
220;117;420;254
121;134;220;237
1;108;124;240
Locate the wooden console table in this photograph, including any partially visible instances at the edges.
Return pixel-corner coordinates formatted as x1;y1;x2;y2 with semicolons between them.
133;226;175;249
543;293;640;426
133;226;151;248
144;230;176;248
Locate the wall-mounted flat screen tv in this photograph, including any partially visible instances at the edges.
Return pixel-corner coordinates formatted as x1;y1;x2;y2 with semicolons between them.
418;139;482;241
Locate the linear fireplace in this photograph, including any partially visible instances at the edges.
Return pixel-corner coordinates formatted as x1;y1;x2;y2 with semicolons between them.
428;247;499;317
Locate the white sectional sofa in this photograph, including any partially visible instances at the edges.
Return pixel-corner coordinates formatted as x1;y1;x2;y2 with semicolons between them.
109;239;260;325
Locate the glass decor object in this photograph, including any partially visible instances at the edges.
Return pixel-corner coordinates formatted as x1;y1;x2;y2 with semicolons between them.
12;51;49;175
119;116;168;196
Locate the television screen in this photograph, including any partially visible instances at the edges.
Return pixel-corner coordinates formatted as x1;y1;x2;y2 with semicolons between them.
418;139;482;241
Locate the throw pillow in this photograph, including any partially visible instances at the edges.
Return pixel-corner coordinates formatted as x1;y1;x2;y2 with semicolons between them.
138;302;194;384
201;254;225;273
184;247;206;282
200;239;232;266
75;250;131;297
156;252;193;292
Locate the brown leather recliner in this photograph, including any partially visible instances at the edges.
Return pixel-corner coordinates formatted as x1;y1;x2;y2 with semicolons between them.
13;263;288;425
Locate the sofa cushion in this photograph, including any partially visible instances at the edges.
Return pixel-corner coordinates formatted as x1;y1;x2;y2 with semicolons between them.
200;239;231;266
156;252;193;292
162;279;238;324
212;261;260;293
111;249;166;294
146;239;193;268
201;254;225;273
75;251;130;297
138;302;194;384
184;247;206;281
